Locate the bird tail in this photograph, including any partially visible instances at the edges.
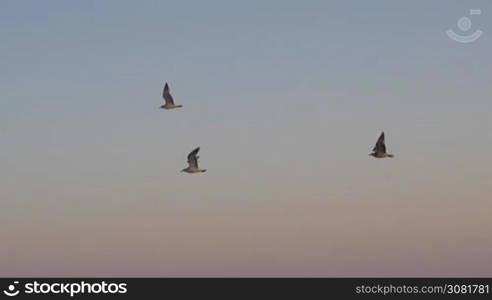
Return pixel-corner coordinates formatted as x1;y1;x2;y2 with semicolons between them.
201;169;207;172
387;154;394;158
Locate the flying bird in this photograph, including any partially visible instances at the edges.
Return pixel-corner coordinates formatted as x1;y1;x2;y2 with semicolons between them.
182;147;207;173
160;82;182;110
369;131;394;158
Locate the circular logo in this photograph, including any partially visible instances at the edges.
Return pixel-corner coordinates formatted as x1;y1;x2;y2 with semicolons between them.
457;17;472;31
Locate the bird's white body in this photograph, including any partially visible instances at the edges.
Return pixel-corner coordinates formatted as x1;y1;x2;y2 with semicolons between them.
181;167;207;173
370;153;394;158
160;103;182;110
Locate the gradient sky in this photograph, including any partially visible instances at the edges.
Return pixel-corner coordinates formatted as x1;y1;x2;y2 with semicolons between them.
1;0;491;277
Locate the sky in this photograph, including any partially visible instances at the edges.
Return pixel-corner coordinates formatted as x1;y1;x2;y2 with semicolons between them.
0;0;491;277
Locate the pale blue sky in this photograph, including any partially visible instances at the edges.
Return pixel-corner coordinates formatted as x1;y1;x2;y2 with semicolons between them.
1;0;491;276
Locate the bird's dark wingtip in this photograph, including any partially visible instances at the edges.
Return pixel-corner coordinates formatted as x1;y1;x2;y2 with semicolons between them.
190;146;200;154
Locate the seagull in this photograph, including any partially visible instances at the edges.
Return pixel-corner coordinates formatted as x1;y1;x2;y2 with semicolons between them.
182;147;207;173
369;131;394;158
160;82;182;110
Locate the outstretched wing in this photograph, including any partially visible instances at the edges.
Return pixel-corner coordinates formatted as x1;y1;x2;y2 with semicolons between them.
162;83;175;105
373;132;386;153
187;147;200;168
